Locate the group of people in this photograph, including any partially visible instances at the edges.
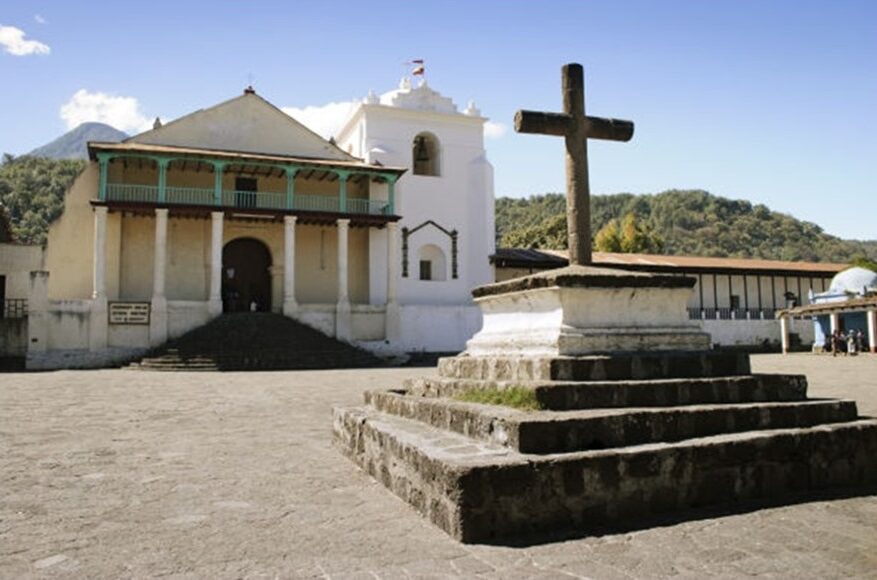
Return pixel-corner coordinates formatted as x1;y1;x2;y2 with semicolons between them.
828;328;868;356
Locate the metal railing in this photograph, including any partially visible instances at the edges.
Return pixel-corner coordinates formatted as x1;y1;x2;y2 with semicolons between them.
105;183;390;216
2;299;27;319
688;307;779;321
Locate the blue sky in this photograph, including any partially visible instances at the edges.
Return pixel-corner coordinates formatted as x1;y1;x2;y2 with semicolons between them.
2;1;875;239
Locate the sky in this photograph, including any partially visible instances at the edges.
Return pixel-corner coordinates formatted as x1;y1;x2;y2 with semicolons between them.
1;0;875;239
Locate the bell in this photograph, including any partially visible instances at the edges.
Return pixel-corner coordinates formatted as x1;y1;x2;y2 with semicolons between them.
414;137;430;163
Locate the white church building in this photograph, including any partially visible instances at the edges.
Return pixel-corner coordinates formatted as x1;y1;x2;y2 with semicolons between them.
28;79;494;369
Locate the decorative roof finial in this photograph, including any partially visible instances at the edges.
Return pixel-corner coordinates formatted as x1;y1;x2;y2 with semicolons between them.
365;90;379;104
153;117;162;129
244;85;256;95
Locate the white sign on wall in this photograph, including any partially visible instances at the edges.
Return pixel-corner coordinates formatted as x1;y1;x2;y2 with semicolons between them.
108;302;151;325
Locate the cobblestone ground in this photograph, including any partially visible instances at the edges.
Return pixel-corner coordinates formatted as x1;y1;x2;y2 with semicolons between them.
1;353;876;579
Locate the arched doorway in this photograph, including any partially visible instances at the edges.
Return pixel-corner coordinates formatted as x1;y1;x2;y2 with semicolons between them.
222;238;272;313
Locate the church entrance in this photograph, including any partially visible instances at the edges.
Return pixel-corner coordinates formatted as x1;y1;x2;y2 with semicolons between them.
222;238;272;313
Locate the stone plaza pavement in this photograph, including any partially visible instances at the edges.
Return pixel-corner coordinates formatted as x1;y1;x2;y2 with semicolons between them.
1;354;876;579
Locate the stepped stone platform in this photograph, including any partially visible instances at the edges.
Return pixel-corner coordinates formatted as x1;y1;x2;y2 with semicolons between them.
128;312;383;371
334;352;877;544
334;266;877;543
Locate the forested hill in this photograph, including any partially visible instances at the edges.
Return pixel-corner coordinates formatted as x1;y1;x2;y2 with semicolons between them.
0;155;86;244
497;190;877;263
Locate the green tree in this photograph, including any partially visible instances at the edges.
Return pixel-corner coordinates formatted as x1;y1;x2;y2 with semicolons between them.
0;154;86;244
594;213;663;253
851;256;877;272
593;219;621;252
500;213;567;249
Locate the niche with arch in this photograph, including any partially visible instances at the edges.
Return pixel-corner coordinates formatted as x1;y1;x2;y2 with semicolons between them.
417;244;447;282
412;132;440;176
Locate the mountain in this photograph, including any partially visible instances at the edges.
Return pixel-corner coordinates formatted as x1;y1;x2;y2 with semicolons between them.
28;122;128;160
497;190;877;264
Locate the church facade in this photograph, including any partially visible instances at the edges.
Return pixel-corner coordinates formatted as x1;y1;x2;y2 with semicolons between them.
28;80;494;369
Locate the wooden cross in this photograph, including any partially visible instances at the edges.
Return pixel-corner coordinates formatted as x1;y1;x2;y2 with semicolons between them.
515;63;634;266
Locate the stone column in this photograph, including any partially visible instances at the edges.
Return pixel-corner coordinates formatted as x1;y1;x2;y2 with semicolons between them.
385;222;401;344
336;218;352;340
779;315;790;354
89;206;109;352
208;211;224;316
283;215;298;317
868;309;877;354
830;312;840;335
150;209;169;346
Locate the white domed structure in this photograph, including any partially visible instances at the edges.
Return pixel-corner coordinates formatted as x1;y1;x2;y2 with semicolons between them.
827;267;877;296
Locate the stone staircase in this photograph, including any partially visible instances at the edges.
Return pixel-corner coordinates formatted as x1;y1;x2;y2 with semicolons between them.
334;351;877;544
128;313;383;371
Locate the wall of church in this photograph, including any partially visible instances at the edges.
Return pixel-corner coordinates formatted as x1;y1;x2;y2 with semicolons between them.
45;164;99;300
340;108;494;310
169;218;209;301
119;214;155;301
398;304;482;352
294;224;369;305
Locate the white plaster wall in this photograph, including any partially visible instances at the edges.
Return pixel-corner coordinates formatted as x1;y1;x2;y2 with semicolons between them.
0;243;44;298
351;307;385;341
109;324;149;348
46;300;91;350
167;301;211;339
399;305;481;352
337;99;494;310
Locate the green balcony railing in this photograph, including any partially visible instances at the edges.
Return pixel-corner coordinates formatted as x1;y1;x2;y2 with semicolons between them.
105;183;390;216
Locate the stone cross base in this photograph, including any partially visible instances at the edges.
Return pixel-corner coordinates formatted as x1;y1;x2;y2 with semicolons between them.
465;265;710;357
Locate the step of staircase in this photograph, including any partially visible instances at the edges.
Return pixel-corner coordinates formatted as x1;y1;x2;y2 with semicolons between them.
126;312;384;371
334;406;877;544
366;390;859;453
437;351;750;382
405;374;808;409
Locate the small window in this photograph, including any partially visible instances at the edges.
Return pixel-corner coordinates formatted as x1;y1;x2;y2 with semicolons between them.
412;133;440;176
417;244;446;281
419;260;432;281
235;177;257;208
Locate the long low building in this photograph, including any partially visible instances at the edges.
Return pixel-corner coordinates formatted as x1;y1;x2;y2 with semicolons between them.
491;248;848;349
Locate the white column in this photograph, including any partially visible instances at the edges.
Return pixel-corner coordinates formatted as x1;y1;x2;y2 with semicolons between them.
92;206;108;299
780;315;790;354
150;209;169;346
386;221;401;344
27;271;50;356
336;218;352;340
208;211;224;316
830;312;840;335
89;206;109;352
868;309;877;354
283;215;298;317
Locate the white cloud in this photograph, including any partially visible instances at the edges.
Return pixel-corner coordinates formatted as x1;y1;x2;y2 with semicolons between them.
0;24;50;56
484;121;507;139
34;14;46;25
282;101;360;140
60;89;152;133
